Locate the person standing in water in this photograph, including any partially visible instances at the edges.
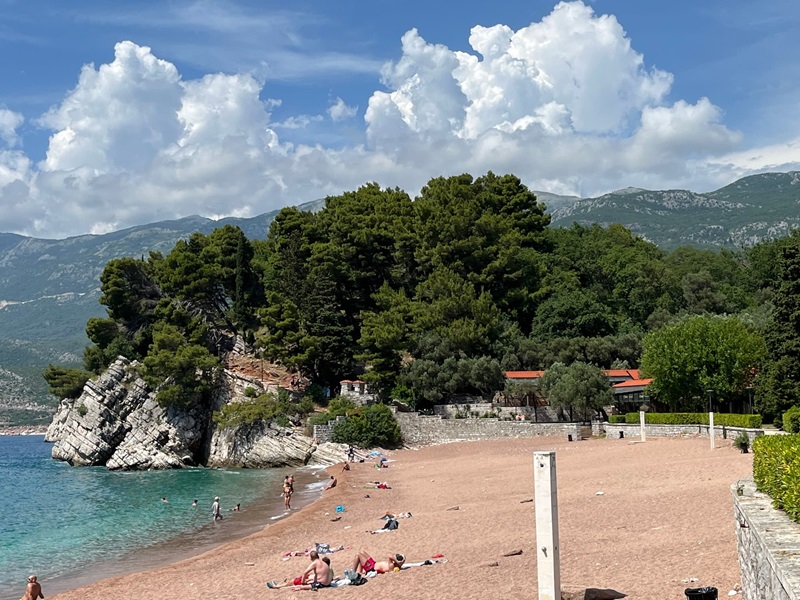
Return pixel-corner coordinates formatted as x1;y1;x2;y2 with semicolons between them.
212;496;223;521
283;477;292;510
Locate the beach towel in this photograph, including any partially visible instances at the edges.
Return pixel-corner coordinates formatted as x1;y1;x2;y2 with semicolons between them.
400;558;447;569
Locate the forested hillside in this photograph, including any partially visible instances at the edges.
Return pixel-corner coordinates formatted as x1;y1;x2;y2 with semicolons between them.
42;172;800;426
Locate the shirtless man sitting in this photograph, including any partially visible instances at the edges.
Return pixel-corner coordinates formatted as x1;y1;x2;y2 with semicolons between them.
267;550;333;590
23;575;44;600
290;553;333;591
350;550;405;575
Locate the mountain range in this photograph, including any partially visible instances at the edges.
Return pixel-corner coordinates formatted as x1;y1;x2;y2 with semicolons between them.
2;171;800;424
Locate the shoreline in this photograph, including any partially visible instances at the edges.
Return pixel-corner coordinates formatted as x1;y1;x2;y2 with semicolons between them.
46;437;751;600
0;425;49;436
14;465;331;600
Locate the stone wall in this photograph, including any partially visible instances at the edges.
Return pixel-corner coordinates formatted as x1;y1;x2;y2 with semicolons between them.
733;479;800;600
602;422;763;445
313;416;346;443
394;412;586;445
432;403;562;422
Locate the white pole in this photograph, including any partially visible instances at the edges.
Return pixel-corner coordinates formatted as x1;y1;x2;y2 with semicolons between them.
534;451;561;600
640;410;646;442
709;411;715;449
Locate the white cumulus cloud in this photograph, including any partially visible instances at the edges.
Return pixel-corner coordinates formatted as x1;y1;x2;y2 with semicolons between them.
0;108;24;147
328;97;357;122
1;1;799;239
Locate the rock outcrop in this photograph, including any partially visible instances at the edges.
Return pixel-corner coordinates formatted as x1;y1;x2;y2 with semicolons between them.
46;357;345;471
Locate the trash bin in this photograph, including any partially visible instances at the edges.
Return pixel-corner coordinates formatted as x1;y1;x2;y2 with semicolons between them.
684;587;717;599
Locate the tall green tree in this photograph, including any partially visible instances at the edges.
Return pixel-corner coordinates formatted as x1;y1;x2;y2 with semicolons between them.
414;172;550;328
538;361;612;420
641;315;766;411
758;243;800;421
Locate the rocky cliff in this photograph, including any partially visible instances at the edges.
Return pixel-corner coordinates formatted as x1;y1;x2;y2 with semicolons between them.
46;357;345;470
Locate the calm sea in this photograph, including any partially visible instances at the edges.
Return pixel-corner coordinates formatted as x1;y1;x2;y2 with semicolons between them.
0;435;327;600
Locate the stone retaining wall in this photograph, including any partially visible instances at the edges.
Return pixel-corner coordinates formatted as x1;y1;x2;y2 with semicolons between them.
602;422;763;445
313;416;346;443
394;412;585;445
432;403;561;422
733;479;800;600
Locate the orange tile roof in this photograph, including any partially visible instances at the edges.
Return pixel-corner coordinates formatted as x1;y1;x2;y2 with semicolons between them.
605;369;638;377
613;378;653;388
505;371;545;379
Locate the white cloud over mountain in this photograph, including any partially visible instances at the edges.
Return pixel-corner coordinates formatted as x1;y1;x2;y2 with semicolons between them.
1;1;798;238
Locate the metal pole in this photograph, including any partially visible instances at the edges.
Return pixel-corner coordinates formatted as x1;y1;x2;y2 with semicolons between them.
534;451;561;600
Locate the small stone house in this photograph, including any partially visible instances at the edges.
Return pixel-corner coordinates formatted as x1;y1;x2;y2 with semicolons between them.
339;379;376;406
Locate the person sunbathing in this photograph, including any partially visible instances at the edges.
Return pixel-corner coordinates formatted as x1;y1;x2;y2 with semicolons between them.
350;550;405;575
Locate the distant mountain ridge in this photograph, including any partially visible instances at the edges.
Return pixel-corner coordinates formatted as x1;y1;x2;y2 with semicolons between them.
3;171;800;424
549;171;800;249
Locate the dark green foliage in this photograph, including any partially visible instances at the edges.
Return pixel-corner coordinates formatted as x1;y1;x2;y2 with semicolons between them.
753;434;800;523
783;406;800;434
608;415;626;423
214;389;314;429
623;412;762;428
43;365;91;399
44;171;789;421
758;243;800;422
143;324;220;407
538;362;612;420
332;404;402;448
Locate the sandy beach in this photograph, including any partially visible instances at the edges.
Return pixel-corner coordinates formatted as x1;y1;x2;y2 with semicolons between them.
46;436;751;600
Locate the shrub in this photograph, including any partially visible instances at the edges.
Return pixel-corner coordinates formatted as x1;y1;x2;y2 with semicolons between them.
609;415;626;424
244;386;258;398
734;431;750;453
214;389;316;429
624;412;762;428
77;404;88;417
332;404;402;448
774;416;783;430
754;434;800;523
784;406;800;434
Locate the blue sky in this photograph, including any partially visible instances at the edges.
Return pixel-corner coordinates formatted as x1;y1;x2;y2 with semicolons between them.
1;0;800;237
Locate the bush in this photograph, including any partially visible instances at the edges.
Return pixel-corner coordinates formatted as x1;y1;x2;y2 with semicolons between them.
623;412;762;428
754;434;800;523
774;416;783;430
213;390;316;429
332;404;402;448
609;415;626;423
734;431;750;452
77;404;88;417
244;386;258;398
784;406;800;434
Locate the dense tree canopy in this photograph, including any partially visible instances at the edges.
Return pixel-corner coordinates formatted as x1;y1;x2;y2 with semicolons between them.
640;315;766;411
47;171;798;418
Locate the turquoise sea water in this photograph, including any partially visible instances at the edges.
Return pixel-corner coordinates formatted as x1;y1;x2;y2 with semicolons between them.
0;435;325;600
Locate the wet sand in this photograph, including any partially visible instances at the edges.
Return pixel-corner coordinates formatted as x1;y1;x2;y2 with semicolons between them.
46;436;752;600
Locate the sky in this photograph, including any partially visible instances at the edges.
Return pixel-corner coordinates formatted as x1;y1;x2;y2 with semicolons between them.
2;0;800;238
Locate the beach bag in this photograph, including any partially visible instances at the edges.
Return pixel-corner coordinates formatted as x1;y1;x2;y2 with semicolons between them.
352;574;368;586
383;518;399;531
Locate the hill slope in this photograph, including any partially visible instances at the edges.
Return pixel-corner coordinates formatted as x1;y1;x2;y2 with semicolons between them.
0;201;324;424
550;171;800;249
